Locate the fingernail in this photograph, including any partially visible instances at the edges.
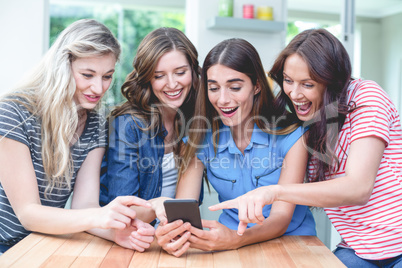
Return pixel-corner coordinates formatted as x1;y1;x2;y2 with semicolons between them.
237;231;243;236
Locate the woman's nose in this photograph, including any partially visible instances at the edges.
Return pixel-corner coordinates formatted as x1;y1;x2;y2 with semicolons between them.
218;88;231;105
91;78;103;94
289;84;302;99
167;75;177;89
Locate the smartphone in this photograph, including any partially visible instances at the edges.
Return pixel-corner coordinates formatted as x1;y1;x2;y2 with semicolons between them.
163;199;203;229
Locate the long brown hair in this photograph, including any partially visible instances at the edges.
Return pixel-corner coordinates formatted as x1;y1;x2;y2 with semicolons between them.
179;38;298;177
111;27;200;158
270;28;355;182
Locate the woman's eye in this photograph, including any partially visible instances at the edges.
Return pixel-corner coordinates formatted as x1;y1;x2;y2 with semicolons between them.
208;87;218;92
230;87;241;91
103;75;113;80
284;78;292;84
304;83;314;88
154;75;164;79
176;71;186;76
82;73;93;78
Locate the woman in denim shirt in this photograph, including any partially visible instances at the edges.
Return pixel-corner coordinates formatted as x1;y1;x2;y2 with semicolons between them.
100;27;200;223
155;38;316;257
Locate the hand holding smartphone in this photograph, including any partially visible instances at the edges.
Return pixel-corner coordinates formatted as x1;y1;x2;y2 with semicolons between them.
163;199;203;229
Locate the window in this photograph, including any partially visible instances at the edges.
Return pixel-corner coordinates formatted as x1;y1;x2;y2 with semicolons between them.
287;21;341;45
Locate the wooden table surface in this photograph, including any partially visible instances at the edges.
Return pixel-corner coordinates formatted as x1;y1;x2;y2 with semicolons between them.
0;232;345;267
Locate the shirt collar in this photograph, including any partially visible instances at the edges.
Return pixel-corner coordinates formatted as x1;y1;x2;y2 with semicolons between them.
216;123;268;154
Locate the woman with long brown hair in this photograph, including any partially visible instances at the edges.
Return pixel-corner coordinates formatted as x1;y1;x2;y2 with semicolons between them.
211;29;402;267
100;27;200;223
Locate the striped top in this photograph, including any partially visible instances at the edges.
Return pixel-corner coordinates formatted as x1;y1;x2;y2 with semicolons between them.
0;98;107;246
308;79;402;260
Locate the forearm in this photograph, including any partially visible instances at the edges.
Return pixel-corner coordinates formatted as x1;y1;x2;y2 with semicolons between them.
86;227;115;242
276;137;383;208
19;204;101;234
234;210;291;248
275;176;371;207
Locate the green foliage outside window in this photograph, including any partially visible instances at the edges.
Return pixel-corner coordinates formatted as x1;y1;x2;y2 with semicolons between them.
286;21;341;45
50;4;185;109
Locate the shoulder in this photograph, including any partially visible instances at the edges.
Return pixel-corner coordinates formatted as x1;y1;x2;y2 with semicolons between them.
108;113;149;135
0;97;31;116
275;125;305;142
348;79;391;103
273;126;305;155
0;97;38;146
107;113;157;144
0;97;37;127
347;79;398;118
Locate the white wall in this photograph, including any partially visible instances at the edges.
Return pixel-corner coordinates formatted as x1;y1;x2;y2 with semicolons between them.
0;0;49;95
381;13;402;113
185;0;286;70
356;19;382;85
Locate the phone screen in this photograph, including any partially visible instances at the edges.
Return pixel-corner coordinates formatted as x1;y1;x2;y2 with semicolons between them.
164;199;203;229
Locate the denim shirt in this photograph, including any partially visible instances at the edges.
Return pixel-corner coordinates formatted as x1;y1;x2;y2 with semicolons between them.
99;114;203;206
99;114;166;205
197;124;316;235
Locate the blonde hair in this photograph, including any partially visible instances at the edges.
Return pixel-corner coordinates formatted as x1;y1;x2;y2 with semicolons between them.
4;19;120;196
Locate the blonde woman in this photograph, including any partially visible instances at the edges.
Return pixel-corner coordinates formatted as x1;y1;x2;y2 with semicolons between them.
0;19;154;253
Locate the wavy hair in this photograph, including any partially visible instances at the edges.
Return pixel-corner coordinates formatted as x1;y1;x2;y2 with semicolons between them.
269;28;354;182
180;38;298;176
4;19;120;196
111;27;200;159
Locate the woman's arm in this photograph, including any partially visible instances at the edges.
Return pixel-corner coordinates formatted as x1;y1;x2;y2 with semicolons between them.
155;156;205;257
277;136;383;206
189;137;308;250
72;147;155;250
210;136;384;230
175;156;205;199
0;138;153;251
103;117;157;223
0;138;149;234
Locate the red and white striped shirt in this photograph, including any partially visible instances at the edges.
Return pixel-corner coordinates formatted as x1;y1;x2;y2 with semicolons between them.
308;79;402;260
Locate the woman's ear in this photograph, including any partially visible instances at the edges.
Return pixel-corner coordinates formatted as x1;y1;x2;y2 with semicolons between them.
254;81;261;95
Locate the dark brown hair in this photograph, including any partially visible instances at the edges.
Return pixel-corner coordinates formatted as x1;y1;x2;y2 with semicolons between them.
270;28;354;182
180;38;297;177
111;27;200;158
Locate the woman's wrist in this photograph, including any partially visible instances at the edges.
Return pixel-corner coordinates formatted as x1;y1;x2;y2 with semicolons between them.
271;184;283;202
231;228;245;249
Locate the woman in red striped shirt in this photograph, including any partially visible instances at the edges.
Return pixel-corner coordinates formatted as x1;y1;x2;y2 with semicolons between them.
210;28;402;267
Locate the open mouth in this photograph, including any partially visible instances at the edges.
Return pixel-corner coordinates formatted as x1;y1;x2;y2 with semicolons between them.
293;101;312;115
164;89;183;98
220;107;239;117
84;95;101;102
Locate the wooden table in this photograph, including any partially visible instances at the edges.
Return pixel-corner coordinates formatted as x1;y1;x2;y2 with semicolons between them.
0;232;345;267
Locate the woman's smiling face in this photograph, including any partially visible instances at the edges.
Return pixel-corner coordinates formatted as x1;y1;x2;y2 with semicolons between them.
150;50;192;111
72;54;116;110
207;64;260;130
283;53;326;121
